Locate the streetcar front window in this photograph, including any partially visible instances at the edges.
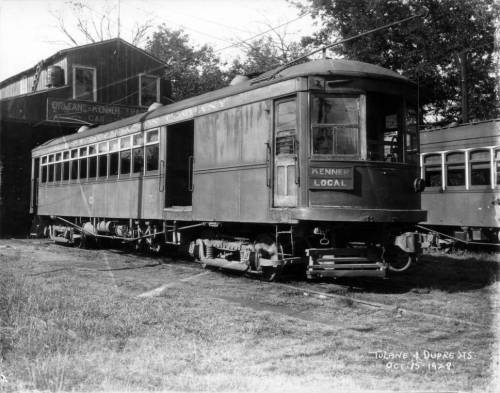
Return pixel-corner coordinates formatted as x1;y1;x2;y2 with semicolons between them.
311;95;359;156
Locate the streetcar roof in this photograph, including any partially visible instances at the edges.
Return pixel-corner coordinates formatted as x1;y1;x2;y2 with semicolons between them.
34;59;413;152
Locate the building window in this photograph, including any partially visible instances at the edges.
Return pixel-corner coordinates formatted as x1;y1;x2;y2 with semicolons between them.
73;66;96;101
423;154;442;187
469;149;491;186
139;74;160;107
446;152;465;186
145;129;159;172
311;95;359;156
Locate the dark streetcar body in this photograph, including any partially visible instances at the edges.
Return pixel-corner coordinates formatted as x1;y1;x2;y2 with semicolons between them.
420;120;500;244
31;59;426;279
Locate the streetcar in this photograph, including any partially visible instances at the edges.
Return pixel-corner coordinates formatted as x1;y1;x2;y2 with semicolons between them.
30;59;426;280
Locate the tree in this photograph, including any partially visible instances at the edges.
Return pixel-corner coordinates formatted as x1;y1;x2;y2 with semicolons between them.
51;0;153;46
145;25;228;100
294;0;499;123
228;27;312;77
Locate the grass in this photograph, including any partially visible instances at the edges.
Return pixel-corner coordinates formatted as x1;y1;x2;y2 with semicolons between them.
0;241;498;392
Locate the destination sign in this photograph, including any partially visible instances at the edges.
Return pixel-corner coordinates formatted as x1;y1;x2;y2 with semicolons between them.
309;166;354;190
46;98;145;125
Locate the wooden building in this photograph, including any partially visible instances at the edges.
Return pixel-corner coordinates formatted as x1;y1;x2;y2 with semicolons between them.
0;38;170;236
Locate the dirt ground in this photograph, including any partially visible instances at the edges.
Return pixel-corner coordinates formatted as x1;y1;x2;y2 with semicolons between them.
0;238;498;392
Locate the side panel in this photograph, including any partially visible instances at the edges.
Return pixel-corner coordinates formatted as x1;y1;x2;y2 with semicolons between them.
422;189;500;228
192;101;271;222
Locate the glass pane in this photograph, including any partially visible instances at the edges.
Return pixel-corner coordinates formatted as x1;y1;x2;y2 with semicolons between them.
312;127;334;154
470;164;490;186
79;158;87;179
48;155;54;163
120;150;131;175
133;147;144;173
98;142;108;153
74;67;94;101
425;167;442;187
63;161;70;181
146;130;158;144
109;152;119;176
55;163;62;181
71;149;78;158
109;140;119;152
311;96;358;125
145;145;159;171
55;153;62;161
88;156;97;178
98;155;108;177
48;164;54;182
42;156;47;164
88;145;96;155
276;101;296;130
133;133;144;146
79;147;87;157
447;165;465;186
41;166;47;183
497;162;500;186
140;75;158;106
63;151;70;160
120;136;131;149
335;126;357;155
70;161;78;180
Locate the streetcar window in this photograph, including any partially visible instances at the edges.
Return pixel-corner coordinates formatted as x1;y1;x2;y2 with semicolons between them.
70;160;78;180
109;140;119;152
133;133;144;146
71;149;78;159
311;95;358;156
41;166;47;183
276;100;296;155
109;152;119;176
405;108;419;164
423;154;442;187
41;156;47;165
79;157;87;180
470;149;491;186
145;145;159;171
120;150;131;175
62;161;70;181
79;147;87;157
98;155;108;177
48;164;54;182
98;142;108;153
120;136;131;149
133;147;144;173
496;149;500;186
145;130;159;172
88;156;97;178
63;151;70;160
48;154;54;163
446;152;465;186
88;145;96;155
55;153;62;161
55;162;62;181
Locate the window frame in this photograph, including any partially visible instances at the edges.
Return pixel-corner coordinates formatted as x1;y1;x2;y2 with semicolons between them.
144;129;160;174
310;93;361;160
422;153;443;189
468;149;492;188
445;151;466;188
72;65;97;101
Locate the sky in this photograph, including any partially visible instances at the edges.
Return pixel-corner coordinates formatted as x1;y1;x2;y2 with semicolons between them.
0;0;318;81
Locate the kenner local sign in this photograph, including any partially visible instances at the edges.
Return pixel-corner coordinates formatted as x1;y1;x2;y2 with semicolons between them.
309;166;354;190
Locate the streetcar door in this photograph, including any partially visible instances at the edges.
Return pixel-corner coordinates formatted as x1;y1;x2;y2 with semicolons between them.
165;120;194;207
273;98;298;207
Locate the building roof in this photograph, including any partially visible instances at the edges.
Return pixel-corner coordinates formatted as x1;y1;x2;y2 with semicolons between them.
0;38;166;88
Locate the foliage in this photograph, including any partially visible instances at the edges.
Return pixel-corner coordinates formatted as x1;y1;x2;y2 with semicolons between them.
145;25;229;101
228;33;311;77
294;0;500;122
